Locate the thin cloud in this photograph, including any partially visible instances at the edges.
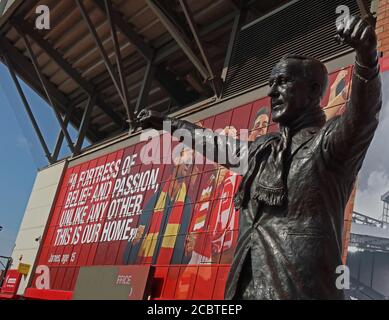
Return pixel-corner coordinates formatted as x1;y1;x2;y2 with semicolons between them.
355;170;389;219
16;135;33;151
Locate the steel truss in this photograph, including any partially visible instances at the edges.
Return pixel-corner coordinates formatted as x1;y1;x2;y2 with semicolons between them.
2;47;97;162
76;0;136;130
11;18;127;130
0;0;250;164
92;0;198;106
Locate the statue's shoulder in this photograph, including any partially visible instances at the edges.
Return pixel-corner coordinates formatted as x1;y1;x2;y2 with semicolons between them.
250;132;280;150
320;116;342;136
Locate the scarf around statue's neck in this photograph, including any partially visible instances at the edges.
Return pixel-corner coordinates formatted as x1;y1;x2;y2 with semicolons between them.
248;105;326;207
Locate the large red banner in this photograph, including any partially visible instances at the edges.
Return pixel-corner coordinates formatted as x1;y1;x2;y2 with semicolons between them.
30;67;354;299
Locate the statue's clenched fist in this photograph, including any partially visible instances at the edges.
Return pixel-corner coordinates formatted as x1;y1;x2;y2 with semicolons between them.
136;109;165;130
336;15;377;67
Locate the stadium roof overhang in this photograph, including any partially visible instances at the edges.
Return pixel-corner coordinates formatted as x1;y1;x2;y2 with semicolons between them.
0;0;289;163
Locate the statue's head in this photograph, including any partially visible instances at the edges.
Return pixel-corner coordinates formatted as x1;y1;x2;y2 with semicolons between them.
268;55;328;126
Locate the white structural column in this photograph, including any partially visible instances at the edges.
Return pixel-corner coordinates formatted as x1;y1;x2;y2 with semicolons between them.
11;161;67;295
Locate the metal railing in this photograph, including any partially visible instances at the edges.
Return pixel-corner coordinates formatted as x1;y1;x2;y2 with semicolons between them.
0;256;13;288
352;211;387;229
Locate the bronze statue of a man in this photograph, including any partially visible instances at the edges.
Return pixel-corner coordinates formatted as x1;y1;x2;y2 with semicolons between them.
136;15;382;299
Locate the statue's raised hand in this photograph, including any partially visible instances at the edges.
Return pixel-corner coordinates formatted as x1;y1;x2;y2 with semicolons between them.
336;15;377;67
136;109;165;130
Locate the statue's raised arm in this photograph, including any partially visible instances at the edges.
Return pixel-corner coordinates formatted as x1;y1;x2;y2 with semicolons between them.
136;109;248;172
322;15;382;170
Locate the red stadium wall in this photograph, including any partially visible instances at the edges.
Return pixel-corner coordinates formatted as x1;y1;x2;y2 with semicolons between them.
28;66;355;300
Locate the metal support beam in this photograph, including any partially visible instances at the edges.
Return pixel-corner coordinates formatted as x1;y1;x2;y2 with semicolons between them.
12;19;93;93
17;29;75;154
96;97;127;130
154;68;199;106
51;104;75;162
186;73;210;96
104;0;135;128
74;94;96;156
93;0;154;61
146;0;210;81
0;36;68;109
221;8;247;83
135;62;155;114
178;0;222;96
3;53;53;163
75;0;124;103
93;0;200;107
154;11;236;64
75;0;135;128
11;18;126;130
0;36;100;142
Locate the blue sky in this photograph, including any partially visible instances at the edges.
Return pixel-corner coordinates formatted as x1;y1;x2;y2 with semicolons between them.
0;63;80;257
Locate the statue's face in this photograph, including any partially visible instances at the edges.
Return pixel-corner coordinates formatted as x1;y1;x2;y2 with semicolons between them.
268;59;311;125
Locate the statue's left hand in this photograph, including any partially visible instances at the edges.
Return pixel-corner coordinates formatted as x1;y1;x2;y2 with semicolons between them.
136;109;165;131
336;15;377;67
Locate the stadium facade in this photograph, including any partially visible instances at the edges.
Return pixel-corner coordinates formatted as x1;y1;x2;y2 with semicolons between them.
0;0;389;299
